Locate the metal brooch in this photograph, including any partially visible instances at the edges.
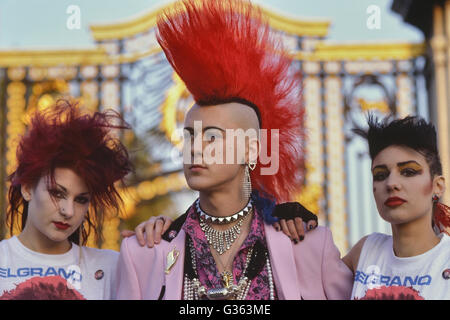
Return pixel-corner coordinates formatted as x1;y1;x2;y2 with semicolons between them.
165;247;180;274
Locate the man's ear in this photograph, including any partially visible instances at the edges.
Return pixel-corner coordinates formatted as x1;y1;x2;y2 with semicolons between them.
246;137;259;164
21;184;32;202
433;175;446;199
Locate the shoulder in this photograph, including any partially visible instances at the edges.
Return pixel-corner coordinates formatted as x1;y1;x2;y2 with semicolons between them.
0;238;11;249
440;233;450;245
81;246;119;264
345;233;390;271
0;237;15;247
83;247;119;259
290;226;353;286
120;235;154;254
349;232;390;256
119;235;170;263
116;234;181;285
0;238;12;261
302;226;336;246
363;232;391;249
297;225;329;240
291;226;338;257
342;235;369;272
0;237;18;255
162;209;190;242
438;234;450;256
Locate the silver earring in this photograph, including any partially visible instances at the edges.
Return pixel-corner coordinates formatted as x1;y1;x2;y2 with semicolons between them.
243;163;255;200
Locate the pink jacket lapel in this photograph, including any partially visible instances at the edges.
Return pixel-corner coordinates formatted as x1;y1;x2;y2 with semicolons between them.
265;223;302;299
163;230;186;300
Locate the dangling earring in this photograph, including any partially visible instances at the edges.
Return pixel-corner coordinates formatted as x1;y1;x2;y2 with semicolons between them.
243;163;256;200
432;194;450;235
432;194;440;204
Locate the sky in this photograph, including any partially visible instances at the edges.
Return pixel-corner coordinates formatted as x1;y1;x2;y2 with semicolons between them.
0;0;423;49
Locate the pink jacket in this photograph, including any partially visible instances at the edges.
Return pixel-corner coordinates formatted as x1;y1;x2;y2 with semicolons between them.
115;224;353;300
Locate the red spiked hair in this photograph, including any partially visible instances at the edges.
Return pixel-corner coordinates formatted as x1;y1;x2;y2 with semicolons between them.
7;99;133;245
157;0;304;202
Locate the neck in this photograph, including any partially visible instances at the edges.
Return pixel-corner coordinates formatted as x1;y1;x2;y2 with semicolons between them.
199;188;249;218
18;224;72;255
391;213;440;258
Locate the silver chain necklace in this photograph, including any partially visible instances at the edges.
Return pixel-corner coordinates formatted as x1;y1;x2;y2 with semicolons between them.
199;211;250;255
183;238;276;300
200;218;244;255
196;198;253;255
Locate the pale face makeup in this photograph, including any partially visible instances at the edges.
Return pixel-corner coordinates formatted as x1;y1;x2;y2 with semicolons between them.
20;167;91;253
182;103;259;193
371;145;440;226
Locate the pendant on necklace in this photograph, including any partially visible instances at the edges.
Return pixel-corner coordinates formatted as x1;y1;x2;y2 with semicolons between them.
221;271;233;288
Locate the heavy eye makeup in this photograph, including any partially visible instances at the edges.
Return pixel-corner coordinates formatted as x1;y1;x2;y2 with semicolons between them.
74;196;90;205
398;162;423;177
48;187;90;205
372;167;389;181
48;188;66;199
372;161;423;181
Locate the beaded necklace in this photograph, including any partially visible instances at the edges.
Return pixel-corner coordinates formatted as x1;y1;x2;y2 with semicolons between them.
183;237;275;300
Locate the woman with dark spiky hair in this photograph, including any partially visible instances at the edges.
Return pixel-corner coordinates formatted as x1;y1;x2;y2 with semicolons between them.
0;99;133;300
345;115;450;300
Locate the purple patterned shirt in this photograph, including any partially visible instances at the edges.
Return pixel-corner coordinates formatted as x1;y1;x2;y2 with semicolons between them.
182;202;277;300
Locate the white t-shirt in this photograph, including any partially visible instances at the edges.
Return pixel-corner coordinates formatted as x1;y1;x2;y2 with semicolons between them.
0;236;118;300
351;232;450;300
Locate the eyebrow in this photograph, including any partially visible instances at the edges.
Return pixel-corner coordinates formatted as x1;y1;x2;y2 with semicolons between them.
372;160;422;171
397;161;422;167
184;126;226;133
55;183;90;196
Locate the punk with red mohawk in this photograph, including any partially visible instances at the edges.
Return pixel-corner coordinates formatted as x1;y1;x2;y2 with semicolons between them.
116;0;353;301
157;0;304;202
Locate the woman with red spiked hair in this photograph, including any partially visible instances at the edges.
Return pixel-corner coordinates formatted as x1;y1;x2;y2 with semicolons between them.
116;0;352;300
0;99;133;300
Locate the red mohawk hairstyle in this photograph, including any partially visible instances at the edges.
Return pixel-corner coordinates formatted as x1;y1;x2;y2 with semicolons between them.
7;99;133;245
157;0;304;202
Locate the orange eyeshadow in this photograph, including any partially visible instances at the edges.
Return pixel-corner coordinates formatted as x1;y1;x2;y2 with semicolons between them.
372;167;388;175
398;162;423;171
